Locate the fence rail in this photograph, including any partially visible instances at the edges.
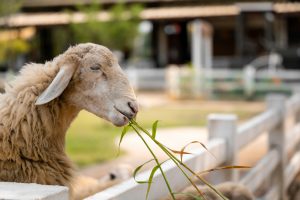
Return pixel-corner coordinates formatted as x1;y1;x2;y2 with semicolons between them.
240;149;280;193
124;67;300;98
237;109;280;149
166;68;300;98
0;182;68;200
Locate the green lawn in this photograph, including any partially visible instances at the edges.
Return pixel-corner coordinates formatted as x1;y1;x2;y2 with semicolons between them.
66;101;264;167
66;111;121;167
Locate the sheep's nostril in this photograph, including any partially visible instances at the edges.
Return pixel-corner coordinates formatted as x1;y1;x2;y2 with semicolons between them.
128;101;138;114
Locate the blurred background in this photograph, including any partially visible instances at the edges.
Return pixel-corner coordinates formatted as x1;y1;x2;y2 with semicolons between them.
0;0;300;177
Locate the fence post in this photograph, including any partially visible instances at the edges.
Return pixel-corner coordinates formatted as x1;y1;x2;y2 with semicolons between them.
266;94;287;200
208;114;239;182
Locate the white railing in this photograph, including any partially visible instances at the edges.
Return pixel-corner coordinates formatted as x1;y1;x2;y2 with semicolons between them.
124;67;300;97
87;93;300;200
166;67;300;98
126;68;166;91
2;93;300;200
0;182;68;200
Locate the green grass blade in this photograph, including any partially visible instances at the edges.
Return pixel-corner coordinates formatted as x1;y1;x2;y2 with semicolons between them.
146;164;159;199
131;120;205;198
180;141;216;162
117;124;131;156
130;124;176;200
133;159;155;184
151;120;159;139
146;160;168;199
155;142;206;199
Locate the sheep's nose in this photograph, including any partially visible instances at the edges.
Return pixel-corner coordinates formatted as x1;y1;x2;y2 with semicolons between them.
128;101;138;116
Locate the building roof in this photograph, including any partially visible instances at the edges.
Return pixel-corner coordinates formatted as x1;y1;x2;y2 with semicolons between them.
274;3;300;14
142;5;239;20
22;0;289;8
2;2;300;27
22;0;195;7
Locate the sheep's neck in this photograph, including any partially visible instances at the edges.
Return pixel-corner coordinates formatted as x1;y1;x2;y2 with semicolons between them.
2;95;80;161
42;99;80;150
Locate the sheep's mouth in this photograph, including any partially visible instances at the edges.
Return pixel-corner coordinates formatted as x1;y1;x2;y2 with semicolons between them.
114;106;134;120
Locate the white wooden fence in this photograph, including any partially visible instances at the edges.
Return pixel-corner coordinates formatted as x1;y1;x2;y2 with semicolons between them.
2;93;300;200
126;68;166;91
0;182;68;200
166;68;300;98
124;67;300;98
86;93;300;200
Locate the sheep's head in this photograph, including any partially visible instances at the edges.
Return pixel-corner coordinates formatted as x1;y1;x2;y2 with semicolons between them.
35;43;138;127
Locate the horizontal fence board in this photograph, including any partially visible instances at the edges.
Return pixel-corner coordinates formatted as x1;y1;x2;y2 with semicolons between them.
285;123;300;154
240;149;279;193
286;94;300;117
285;151;300;189
209;69;243;79
0;182;68;200
175;69;300;81
208;69;300;80
86;139;226;200
237;109;280;150
256;70;300;80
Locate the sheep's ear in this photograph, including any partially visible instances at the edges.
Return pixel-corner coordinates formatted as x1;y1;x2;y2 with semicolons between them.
35;65;76;105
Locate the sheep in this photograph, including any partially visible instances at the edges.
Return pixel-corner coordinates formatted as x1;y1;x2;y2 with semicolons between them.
165;182;254;200
74;164;133;200
288;172;300;200
0;43;138;199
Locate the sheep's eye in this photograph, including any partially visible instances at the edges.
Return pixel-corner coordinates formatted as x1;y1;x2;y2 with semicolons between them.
90;65;101;71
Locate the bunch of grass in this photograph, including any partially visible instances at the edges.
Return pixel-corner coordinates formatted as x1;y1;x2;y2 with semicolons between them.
119;120;249;200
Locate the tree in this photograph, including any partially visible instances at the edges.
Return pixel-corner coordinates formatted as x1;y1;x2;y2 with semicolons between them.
0;0;22;18
70;2;143;58
0;0;30;70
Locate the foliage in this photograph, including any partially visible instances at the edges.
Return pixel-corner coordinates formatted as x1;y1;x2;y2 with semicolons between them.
52;27;73;56
0;0;30;67
70;2;142;53
0;39;30;63
0;0;22;18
